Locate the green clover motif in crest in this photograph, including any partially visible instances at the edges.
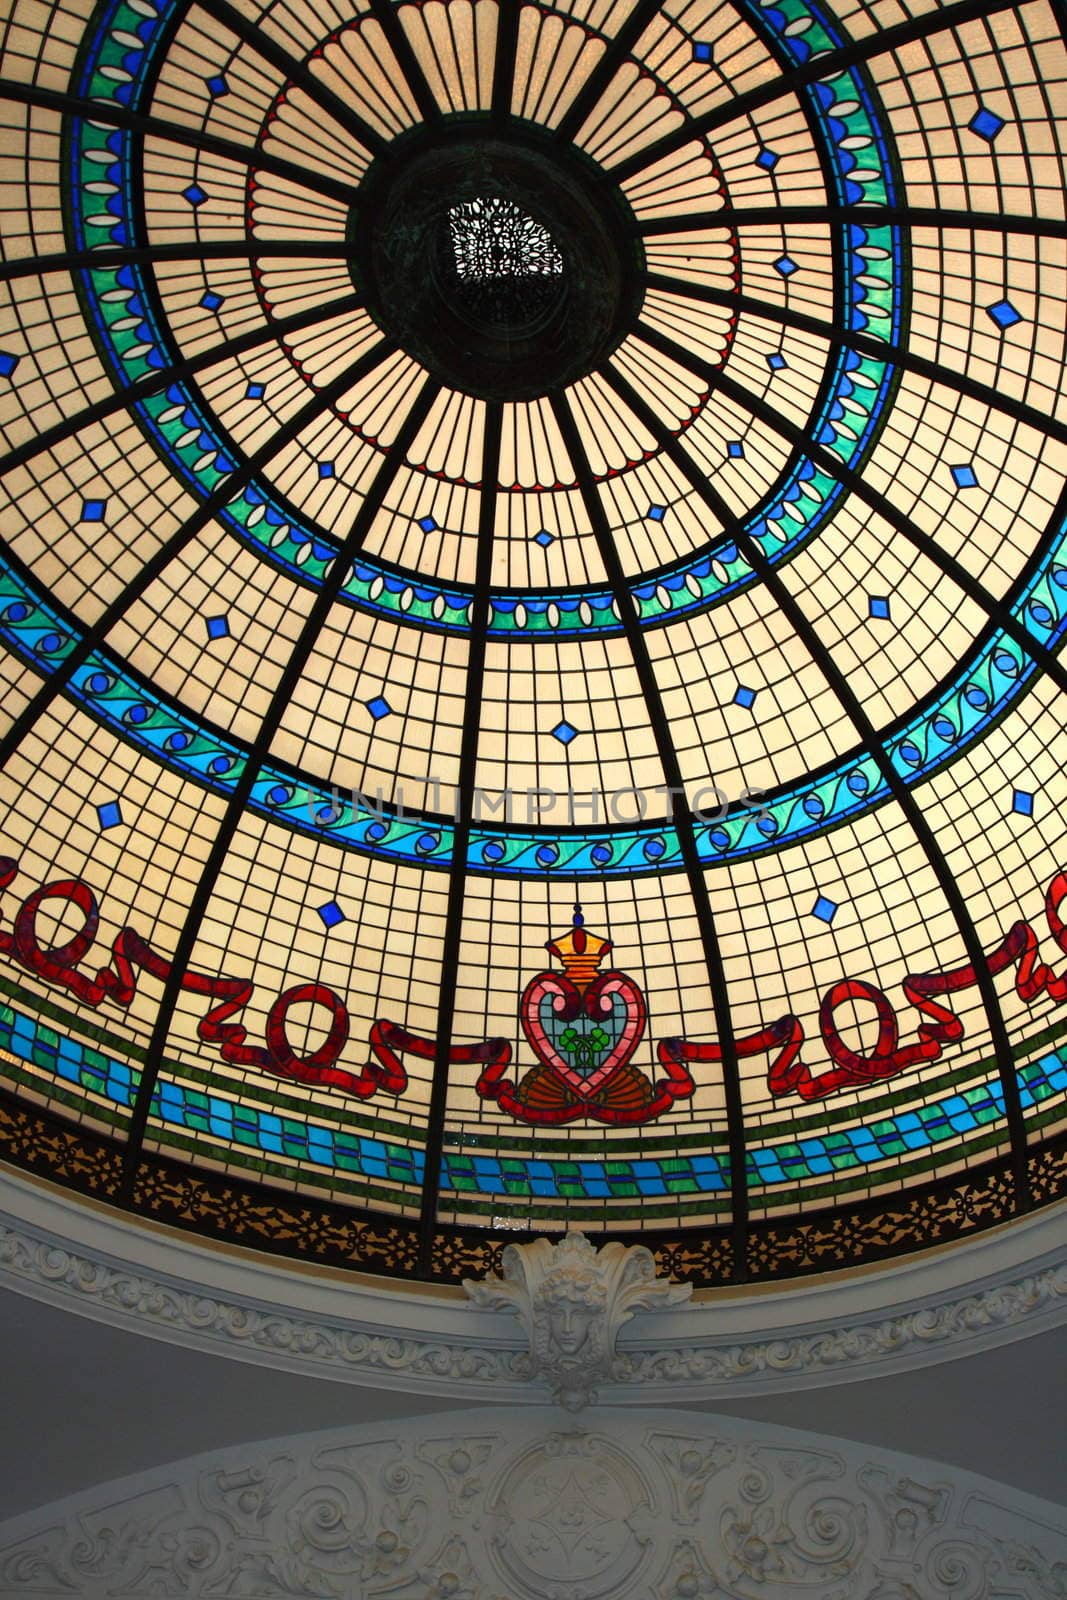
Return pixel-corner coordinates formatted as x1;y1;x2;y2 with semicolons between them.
557;1024;611;1074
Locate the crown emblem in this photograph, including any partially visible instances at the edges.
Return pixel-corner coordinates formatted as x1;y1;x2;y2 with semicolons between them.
546;905;611;995
368;897;696;1125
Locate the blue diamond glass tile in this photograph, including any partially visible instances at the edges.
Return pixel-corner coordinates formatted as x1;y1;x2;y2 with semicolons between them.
756;147;779;171
199;290;223;311
551;720;579;746
846;1127;881;1158
317;900;344;930
577;1164;612;1198
306;1124;333;1162
774;255;798;277
987;298;1022;330
417;514;437;532
761;1165;788;1185
96;800;122;830
0;352;19;378
951;462;978;489
366;695;392;721
636;1174;668;1197
868;595;891;620
1012;789;1035;816
733;685;757;709
647;504;666;522
208;1101;234;1139
205;614;229;641
946;1102;978;1133
245;381;265;400
766;351;787;371
317;461;335;479
206;73;229;97
183;183;207;207
257;1114;285;1155
812;894;838;924
692;39;713;62
533;529;554;548
727;441;744;459
81;498;106;522
969;106;1004;141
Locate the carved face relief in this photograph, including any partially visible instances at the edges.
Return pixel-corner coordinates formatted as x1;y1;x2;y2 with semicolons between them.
464;1230;691;1409
546;1297;595;1356
536;1266;607;1368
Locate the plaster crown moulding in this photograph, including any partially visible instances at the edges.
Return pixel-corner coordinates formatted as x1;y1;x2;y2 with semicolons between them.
462;1229;692;1408
0;1175;1064;1400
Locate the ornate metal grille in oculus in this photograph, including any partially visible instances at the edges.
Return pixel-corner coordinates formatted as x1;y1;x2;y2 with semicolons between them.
441;197;565;328
350;123;645;401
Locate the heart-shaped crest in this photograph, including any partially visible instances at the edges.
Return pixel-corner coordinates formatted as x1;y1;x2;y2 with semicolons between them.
521;969;646;1099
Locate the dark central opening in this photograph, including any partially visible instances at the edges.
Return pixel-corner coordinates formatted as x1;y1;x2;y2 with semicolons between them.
439;196;565;331
349;119;645;402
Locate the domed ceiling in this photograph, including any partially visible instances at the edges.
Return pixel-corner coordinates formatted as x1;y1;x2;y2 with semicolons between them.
0;0;1065;1285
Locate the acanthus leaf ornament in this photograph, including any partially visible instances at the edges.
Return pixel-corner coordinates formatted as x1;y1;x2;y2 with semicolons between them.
463;1228;692;1410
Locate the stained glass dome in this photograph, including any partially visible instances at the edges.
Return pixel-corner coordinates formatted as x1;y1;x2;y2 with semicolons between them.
0;0;1064;1286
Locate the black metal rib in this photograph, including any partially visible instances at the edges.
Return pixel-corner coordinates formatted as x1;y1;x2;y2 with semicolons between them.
489;0;521;125
602;358;1032;1212
637;204;1067;243
365;0;440;123
416;401;503;1275
634;319;1067;701
554;0;664;144
0;238;356;288
0;77;362;210
643;270;1067;452
120;373;441;1192
0;289;363;482
0;338;396;776
549;388;750;1279
195;0;388;159
609;0;1022;185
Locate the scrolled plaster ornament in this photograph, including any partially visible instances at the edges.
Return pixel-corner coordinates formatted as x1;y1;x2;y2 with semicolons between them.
1;1413;1066;1599
0;1204;1065;1400
463;1229;691;1409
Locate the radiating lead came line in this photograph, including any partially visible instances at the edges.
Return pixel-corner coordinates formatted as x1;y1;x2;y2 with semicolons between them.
194;0;389;160
549;387;750;1281
608;0;1024;186
0;289;364;481
0;77;364;210
120;372;442;1192
633;318;1067;702
0;337;397;776
635;204;1067;243
642;269;1067;451
0;238;356;288
604;355;1033;1213
416;400;503;1274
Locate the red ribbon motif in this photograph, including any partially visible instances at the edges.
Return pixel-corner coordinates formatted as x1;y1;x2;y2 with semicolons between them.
0;855;1064;1110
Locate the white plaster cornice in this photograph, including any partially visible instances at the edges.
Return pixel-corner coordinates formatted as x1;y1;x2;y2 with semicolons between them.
0;1168;1064;1402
